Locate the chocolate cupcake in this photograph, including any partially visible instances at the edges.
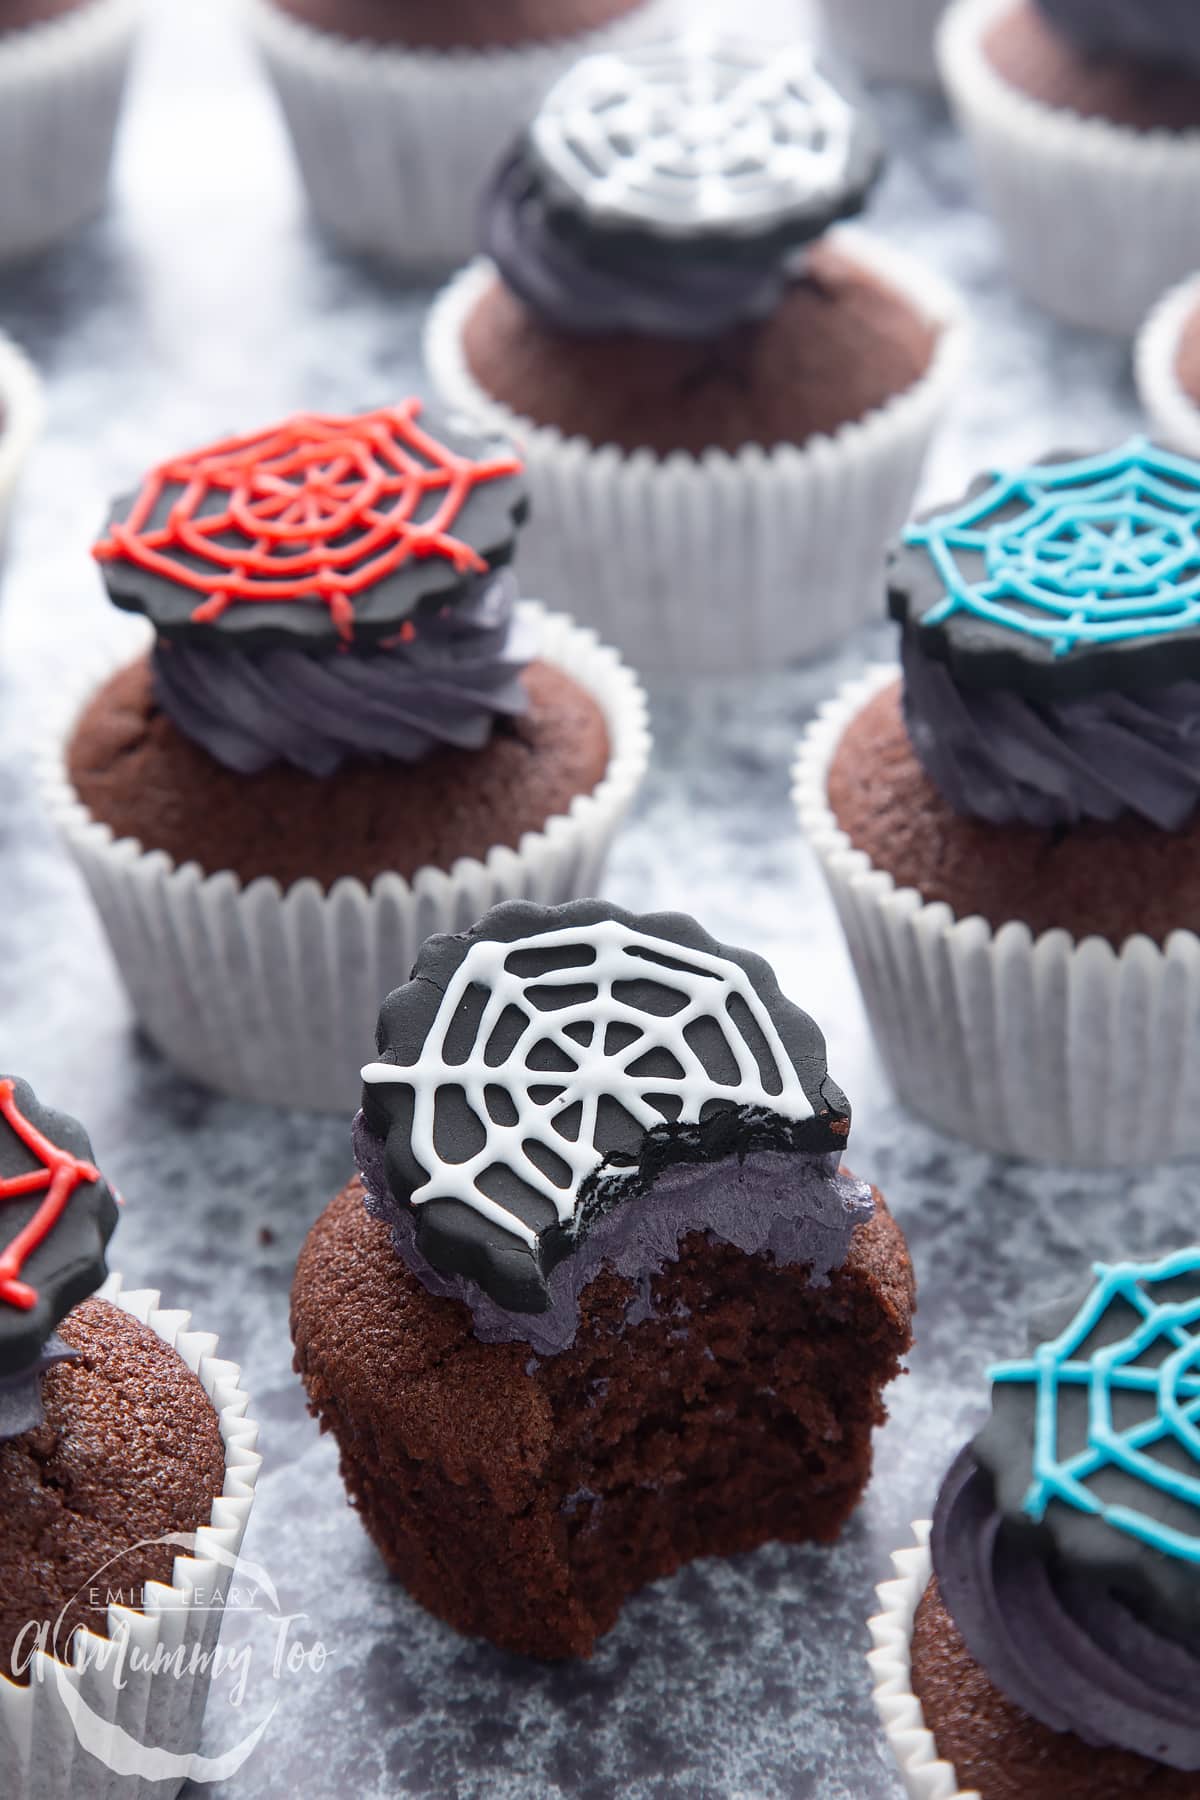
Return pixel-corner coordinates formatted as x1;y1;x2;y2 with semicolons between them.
0;0;139;262
870;1247;1200;1799
815;0;949;88
0;1075;260;1796
0;329;40;554
292;898;915;1659
246;0;677;272
939;0;1200;334
426;32;966;675
40;401;649;1112
795;438;1200;1165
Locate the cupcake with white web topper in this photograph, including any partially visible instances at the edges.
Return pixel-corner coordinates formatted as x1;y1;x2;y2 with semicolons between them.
794;437;1200;1166
870;1246;1200;1799
292;897;915;1659
426;31;966;676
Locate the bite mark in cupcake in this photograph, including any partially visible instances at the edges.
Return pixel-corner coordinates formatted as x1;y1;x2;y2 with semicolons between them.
294;899;914;1656
359;898;859;1323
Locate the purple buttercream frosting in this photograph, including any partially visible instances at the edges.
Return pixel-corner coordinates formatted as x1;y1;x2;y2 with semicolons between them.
151;569;534;776
931;1448;1200;1772
353;1110;873;1358
482;150;792;342
901;632;1200;830
0;1332;79;1441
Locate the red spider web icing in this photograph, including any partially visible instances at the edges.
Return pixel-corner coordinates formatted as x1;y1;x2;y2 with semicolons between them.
0;1080;100;1312
93;400;524;642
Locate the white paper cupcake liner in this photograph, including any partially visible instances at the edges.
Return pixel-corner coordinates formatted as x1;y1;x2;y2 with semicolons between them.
817;0;947;88
0;0;140;263
424;231;967;676
867;1523;979;1800
244;0;678;272
0;1272;262;1800
1136;272;1200;457
0;333;42;550
793;665;1200;1166
39;602;651;1114
938;0;1200;336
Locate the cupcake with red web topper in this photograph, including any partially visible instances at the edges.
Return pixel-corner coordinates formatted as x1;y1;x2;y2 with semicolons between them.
0;1075;260;1798
39;401;649;1113
426;32;966;675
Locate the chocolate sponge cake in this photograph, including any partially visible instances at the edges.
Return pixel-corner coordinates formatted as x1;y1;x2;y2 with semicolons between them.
292;899;915;1659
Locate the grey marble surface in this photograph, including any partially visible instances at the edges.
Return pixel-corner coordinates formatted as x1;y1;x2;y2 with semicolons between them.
0;3;1189;1797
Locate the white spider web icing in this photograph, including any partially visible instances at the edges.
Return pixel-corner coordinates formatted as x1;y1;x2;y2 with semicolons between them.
361;921;815;1249
529;33;856;238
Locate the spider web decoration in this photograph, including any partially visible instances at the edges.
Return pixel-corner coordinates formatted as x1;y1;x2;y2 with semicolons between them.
93;402;523;642
0;1079;101;1313
989;1249;1200;1567
362;920;816;1249
906;440;1200;660
529;33;862;239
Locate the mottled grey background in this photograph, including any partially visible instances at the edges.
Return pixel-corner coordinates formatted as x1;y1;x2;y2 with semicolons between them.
0;2;1184;1796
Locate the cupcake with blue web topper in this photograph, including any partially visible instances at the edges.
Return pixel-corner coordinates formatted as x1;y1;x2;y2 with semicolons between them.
426;30;966;675
794;439;1200;1165
869;1246;1200;1799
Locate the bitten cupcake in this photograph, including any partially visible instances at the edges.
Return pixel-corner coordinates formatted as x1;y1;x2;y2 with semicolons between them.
1137;272;1200;459
939;0;1200;335
245;0;677;272
0;329;40;552
815;0;948;88
426;33;966;675
292;898;915;1660
0;0;139;262
0;1075;260;1797
40;402;649;1113
795;438;1200;1166
870;1247;1200;1799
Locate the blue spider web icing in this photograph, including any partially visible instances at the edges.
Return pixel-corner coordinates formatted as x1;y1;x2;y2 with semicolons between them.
988;1249;1200;1566
906;439;1200;657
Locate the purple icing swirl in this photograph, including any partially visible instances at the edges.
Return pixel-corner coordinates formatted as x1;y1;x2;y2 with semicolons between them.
482;151;792;342
931;1448;1200;1771
0;1333;78;1442
151;570;534;777
902;633;1200;831
353;1110;873;1357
